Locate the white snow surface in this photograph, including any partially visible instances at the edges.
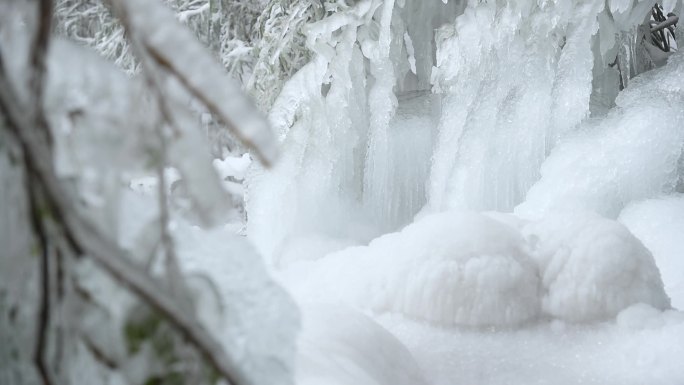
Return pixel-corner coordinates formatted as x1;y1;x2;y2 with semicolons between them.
295;305;428;385
620;195;684;309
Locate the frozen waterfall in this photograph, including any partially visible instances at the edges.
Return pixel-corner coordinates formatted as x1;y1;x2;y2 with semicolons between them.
247;0;683;263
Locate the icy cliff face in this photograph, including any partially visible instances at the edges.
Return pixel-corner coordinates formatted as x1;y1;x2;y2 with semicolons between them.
248;0;684;263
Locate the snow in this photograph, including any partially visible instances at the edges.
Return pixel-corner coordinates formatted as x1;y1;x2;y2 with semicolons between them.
522;210;670;322
175;223;300;385
283;211;541;327
516;51;684;219
296;305;428;385
620;196;684;309
378;307;684;385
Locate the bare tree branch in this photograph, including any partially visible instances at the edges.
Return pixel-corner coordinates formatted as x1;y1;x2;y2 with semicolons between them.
109;0;279;167
28;176;55;385
651;15;679;33
28;0;54;147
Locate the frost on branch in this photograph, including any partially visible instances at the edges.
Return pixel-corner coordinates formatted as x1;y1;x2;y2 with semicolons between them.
0;1;297;385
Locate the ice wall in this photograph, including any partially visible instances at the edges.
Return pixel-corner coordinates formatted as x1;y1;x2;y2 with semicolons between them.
516;50;684;219
248;0;684;262
426;0;670;213
247;0;465;260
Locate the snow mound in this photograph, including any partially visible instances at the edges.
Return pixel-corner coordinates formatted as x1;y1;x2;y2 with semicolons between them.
296;305;427;385
286;211;541;327
523;211;670;322
619;195;684;309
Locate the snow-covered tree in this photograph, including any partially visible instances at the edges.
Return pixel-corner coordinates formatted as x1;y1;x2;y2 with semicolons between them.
0;1;297;384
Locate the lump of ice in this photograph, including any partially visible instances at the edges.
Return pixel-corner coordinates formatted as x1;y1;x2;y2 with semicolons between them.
522;210;670;322
285;211;541;327
296;305;427;385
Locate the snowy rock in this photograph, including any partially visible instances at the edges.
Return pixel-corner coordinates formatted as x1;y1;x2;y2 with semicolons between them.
296;305;427;385
286;211;541;327
523;211;670;322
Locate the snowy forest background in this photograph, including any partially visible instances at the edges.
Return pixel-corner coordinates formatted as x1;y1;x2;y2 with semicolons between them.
1;0;684;384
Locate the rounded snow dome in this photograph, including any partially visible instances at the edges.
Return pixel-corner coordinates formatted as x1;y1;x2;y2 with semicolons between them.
523;211;671;322
365;211;542;327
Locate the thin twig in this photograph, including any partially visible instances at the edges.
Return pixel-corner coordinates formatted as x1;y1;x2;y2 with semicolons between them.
27;175;54;385
651;15;679;33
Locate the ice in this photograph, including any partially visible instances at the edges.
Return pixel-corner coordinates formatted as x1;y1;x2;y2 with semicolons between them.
620;195;684;309
522;210;670;322
247;0;464;260
516;51;684;219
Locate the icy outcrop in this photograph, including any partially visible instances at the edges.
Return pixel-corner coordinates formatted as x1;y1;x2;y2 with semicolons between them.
296;305;427;385
516;51;684;219
523;211;670;322
620;195;684;309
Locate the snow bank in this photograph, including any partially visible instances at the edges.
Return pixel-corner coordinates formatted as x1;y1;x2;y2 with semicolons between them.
284;211;541;327
296;305;427;385
620;195;684;309
522;210;670;322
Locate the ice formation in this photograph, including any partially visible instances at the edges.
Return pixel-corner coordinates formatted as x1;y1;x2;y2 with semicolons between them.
516;51;684;219
522;210;670;322
248;0;684;264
